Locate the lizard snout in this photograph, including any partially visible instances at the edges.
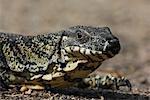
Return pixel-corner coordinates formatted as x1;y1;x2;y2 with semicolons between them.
103;39;120;55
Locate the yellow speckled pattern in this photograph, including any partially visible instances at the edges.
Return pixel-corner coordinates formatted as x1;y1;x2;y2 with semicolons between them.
0;26;122;90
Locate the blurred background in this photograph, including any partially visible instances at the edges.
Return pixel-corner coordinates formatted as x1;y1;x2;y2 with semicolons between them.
0;0;149;90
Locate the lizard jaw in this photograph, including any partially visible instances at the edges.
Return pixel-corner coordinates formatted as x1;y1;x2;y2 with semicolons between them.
64;46;102;55
64;46;110;62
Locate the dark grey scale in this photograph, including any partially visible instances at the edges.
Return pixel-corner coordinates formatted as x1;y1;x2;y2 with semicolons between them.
66;51;77;58
37;66;45;72
87;46;93;50
44;35;54;41
63;74;72;82
78;62;101;72
17;65;24;71
72;78;83;83
26;44;48;59
29;43;36;49
8;43;14;52
0;49;9;69
60;61;74;69
14;43;24;55
53;35;60;40
83;52;94;62
4;74;11;82
16;56;24;64
6;50;11;56
30;43;38;52
21;54;26;61
0;75;9;90
26;61;37;67
102;51;113;58
48;52;57;60
96;53;105;61
71;53;78;58
97;54;104;60
77;63;93;71
84;55;93;62
63;54;69;59
89;50;95;56
72;59;78;63
11;48;17;57
24;41;33;48
37;51;48;58
78;66;92;71
78;48;93;61
30;42;39;49
30;35;59;58
11;44;26;65
2;44;9;52
29;65;37;71
56;58;63;65
20;43;24;46
38;35;52;44
63;49;70;56
9;65;16;70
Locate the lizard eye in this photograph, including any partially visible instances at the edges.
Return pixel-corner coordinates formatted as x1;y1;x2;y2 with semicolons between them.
76;30;83;39
77;33;82;39
75;30;90;43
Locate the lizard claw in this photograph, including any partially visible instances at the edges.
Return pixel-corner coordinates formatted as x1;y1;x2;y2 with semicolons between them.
116;77;132;91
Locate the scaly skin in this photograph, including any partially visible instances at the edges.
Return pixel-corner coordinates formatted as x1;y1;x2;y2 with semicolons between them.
0;26;131;92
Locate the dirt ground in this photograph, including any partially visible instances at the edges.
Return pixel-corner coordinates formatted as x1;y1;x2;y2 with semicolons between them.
0;0;150;99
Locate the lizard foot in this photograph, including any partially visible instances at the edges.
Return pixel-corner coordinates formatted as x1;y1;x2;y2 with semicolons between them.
79;74;132;91
20;85;45;94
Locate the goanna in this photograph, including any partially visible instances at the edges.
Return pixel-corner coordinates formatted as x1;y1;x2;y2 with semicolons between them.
0;26;131;92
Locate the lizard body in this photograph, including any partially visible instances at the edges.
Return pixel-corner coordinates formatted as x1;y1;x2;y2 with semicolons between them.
0;26;131;91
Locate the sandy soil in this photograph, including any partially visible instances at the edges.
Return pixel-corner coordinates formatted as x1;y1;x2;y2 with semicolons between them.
0;0;150;99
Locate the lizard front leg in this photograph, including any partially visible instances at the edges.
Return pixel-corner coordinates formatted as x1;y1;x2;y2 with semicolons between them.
77;74;132;91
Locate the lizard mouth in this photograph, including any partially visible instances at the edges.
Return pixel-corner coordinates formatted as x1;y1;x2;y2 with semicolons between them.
64;46;112;62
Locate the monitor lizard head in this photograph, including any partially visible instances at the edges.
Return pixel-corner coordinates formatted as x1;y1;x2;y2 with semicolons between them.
61;26;121;62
